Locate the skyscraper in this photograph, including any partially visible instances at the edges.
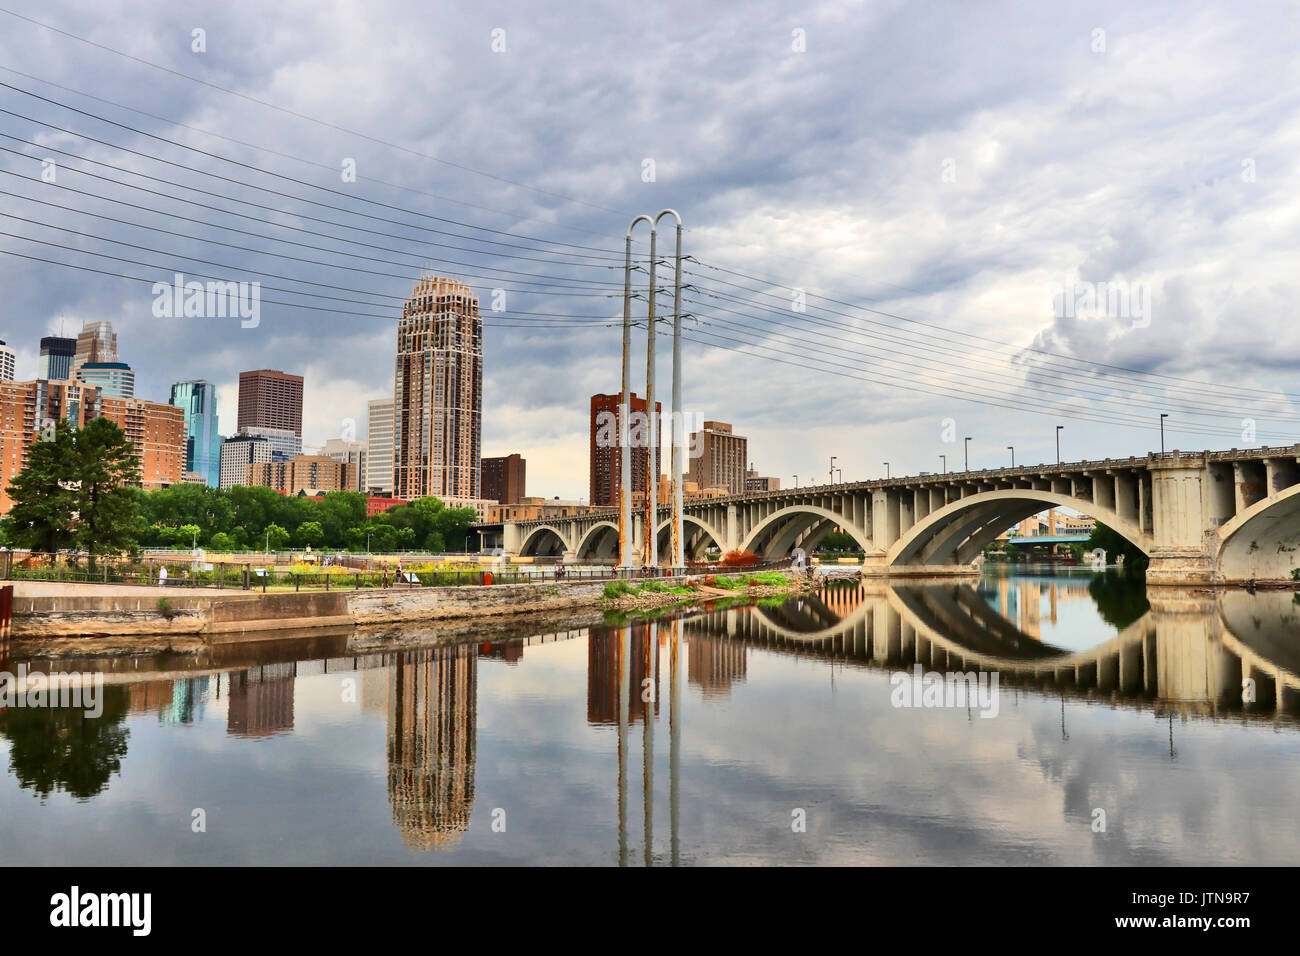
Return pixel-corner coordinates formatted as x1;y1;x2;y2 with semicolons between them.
71;320;117;376
37;336;75;380
687;421;748;494
77;361;135;399
218;432;273;489
366;397;394;494
237;369;303;450
321;437;366;492
393;276;482;500
0;341;14;382
481;454;525;504
589;392;660;507
170;380;221;486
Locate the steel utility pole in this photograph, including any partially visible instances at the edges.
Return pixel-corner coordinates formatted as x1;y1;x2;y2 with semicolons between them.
620;215;652;570
642;220;660;569
656;209;685;570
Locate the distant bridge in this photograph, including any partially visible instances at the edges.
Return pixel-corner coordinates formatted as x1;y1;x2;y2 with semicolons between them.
1003;534;1091;545
482;445;1300;585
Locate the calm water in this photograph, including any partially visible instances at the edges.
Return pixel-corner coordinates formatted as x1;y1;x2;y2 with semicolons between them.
3;565;1299;866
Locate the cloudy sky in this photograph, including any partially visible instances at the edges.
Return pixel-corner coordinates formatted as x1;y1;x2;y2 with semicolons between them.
0;0;1297;498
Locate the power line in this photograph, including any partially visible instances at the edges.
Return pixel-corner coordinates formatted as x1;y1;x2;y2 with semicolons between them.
0;8;633;218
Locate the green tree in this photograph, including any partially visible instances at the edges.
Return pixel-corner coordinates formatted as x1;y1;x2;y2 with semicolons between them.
208;532;236;551
295;520;325;548
263;523;290;551
72;417;142;568
3;419;79;553
1086;522;1148;575
178;524;202;548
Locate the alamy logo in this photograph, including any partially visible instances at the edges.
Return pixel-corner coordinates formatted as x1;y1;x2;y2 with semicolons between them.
49;886;151;936
151;272;260;328
592;407;706;458
0;665;103;718
889;663;1000;718
1053;278;1152;328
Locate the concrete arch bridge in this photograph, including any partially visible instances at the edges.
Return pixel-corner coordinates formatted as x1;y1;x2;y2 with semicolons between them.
489;446;1300;585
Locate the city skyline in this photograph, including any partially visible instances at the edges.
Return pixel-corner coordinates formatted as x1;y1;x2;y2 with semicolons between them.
1;2;1297;501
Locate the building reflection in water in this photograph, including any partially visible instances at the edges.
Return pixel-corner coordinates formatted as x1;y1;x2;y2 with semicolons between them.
385;644;477;849
227;665;296;737
129;677;210;725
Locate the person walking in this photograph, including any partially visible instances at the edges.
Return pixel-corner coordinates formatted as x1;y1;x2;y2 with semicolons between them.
158;565;168;587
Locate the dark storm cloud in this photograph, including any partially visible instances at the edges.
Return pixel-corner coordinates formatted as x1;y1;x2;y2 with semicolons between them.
0;0;1297;493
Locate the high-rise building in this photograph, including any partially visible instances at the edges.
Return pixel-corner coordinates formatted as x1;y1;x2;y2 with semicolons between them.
0;381;183;511
589;393;660;507
77;361;135;399
71;321;117;376
246;455;357;494
218;432;273;488
237;369;303;439
366;397;394;494
481;454;525;505
37;336;75;380
0;341;14;381
170;380;221;487
321;438;366;492
246;426;300;460
0;379;100;512
687;421;747;495
98;397;185;490
393;276;482;501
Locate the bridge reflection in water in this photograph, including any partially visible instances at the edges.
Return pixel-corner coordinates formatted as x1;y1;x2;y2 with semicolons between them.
675;582;1300;719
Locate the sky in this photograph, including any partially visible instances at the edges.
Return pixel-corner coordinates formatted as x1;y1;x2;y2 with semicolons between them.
0;0;1298;499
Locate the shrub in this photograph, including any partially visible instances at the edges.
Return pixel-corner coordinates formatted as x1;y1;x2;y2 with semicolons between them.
719;549;760;567
157;597;174;620
749;571;789;587
603;580;635;599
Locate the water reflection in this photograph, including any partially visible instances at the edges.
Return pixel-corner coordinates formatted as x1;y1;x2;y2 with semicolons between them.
5;574;1300;863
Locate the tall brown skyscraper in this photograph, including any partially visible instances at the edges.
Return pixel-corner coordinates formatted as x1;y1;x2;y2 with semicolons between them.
394;275;483;500
589;392;660;507
481;453;525;504
687;421;748;494
237;369;303;437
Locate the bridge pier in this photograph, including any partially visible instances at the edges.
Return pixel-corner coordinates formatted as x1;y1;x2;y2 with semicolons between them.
1147;455;1216;586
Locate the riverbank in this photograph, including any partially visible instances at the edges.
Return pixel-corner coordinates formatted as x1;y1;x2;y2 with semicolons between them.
5;569;788;643
598;571;815;611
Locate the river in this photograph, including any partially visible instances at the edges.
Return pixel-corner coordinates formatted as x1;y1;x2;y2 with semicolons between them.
1;565;1297;865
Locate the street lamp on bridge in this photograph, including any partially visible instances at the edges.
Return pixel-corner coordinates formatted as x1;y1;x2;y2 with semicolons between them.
1007;446;1015;468
964;437;972;472
940;454;946;474
883;462;890;479
1056;425;1063;465
793;474;798;489
830;456;837;486
1160;413;1168;455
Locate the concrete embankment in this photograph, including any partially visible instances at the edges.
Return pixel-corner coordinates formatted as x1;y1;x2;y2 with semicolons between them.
8;573;730;641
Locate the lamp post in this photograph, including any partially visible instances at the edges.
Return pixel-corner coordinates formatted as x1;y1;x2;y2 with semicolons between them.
1160;413;1168;455
1007;446;1015;468
1056;425;1063;465
940;454;946;475
830;456;837;487
464;534;472;554
883;462;890;479
964;437;972;471
793;474;798;489
835;467;842;483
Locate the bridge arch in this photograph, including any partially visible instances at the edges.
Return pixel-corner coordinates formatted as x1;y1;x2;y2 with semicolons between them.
1215;483;1300;581
519;524;572;557
655;514;726;562
887;489;1152;568
740;506;872;560
575;521;620;560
